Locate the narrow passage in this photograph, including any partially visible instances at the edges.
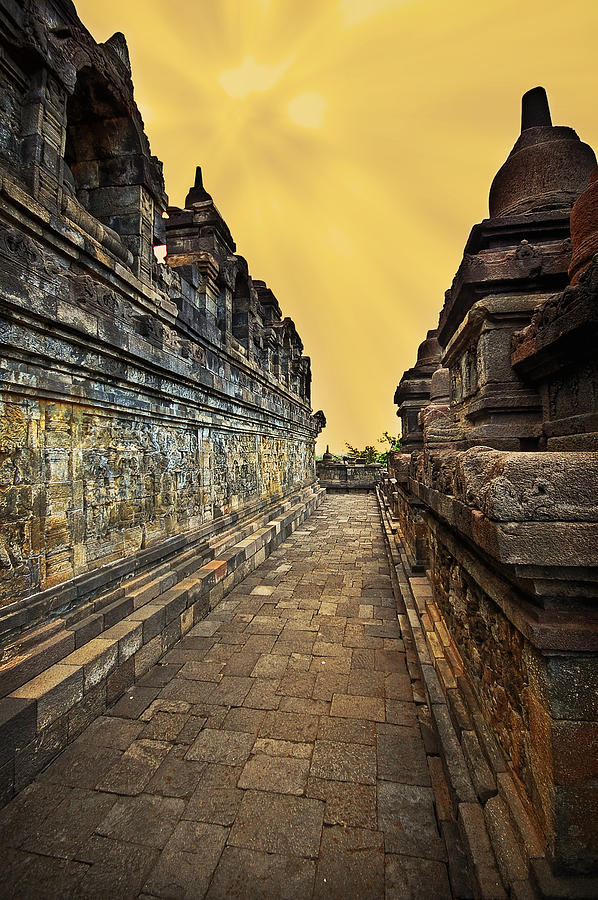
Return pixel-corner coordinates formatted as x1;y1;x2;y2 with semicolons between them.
0;494;460;898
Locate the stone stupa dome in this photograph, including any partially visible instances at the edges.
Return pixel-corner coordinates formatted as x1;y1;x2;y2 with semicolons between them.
488;87;596;218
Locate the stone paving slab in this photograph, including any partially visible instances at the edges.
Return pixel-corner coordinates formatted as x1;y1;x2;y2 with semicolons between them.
0;495;465;898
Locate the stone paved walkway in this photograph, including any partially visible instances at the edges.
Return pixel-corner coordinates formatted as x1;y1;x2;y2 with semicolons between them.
0;494;458;899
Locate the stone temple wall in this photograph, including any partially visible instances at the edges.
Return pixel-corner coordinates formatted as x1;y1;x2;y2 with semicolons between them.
0;1;324;802
315;454;382;492
381;87;598;896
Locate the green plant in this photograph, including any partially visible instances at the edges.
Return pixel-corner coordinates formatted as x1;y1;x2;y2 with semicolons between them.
376;431;401;465
344;433;401;465
379;431;401;451
345;443;378;464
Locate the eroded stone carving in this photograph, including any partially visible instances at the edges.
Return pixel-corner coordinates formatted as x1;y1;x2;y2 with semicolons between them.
0;0;324;621
382;87;598;889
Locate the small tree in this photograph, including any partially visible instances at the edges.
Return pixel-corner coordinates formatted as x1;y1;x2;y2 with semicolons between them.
376;431;401;465
344;433;401;465
345;443;378;464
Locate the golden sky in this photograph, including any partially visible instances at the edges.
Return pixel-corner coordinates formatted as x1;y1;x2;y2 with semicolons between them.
76;0;598;455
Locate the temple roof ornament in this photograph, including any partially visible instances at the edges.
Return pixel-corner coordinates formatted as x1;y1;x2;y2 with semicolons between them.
489;87;596;218
185;166;213;207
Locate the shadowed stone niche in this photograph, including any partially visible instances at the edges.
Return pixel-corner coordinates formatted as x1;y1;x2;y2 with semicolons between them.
0;1;324;804
381;88;598;897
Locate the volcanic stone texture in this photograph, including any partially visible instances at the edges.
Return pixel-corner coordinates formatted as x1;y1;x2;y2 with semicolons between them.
0;495;464;899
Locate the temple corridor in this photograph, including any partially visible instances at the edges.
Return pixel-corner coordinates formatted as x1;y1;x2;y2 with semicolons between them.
0;495;470;899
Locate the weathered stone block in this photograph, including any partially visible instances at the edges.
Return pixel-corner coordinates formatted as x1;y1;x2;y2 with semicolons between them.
162;617;181;652
454;448;598;522
180;607;193;635
102;597;134;629
70;614;103;648
101;620;143;664
67;681;106;741
128;605;165;644
106;657;135;705
0;698;37;768
134;635;163;679
14;715;69;791
157;586;188;624
0;631;75;697
62;638;119;692
11;664;83;730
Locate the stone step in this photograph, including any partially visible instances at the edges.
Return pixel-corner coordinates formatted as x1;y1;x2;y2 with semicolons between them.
0;504;295;703
121;563;173;595
0;483;319;650
446;686;472;737
484;794;531;888
461;729;497;804
170;547;209;579
441;819;476;899
496;772;545;862
0;621;63;670
0;485;324;807
458;677;509;778
0;629;75;698
458;802;508;899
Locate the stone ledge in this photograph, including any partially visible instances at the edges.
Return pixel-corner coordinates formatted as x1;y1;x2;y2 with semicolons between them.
0;484;324;808
422;512;598;653
512;273;598;381
411;448;598;523
378;487;598;899
0;482;320;645
377;487;512;900
318;482;379;493
411;481;598;569
0;170;314;415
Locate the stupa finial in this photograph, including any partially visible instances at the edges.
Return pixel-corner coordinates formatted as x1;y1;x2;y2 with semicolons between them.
185;166;212;207
521;86;552;131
